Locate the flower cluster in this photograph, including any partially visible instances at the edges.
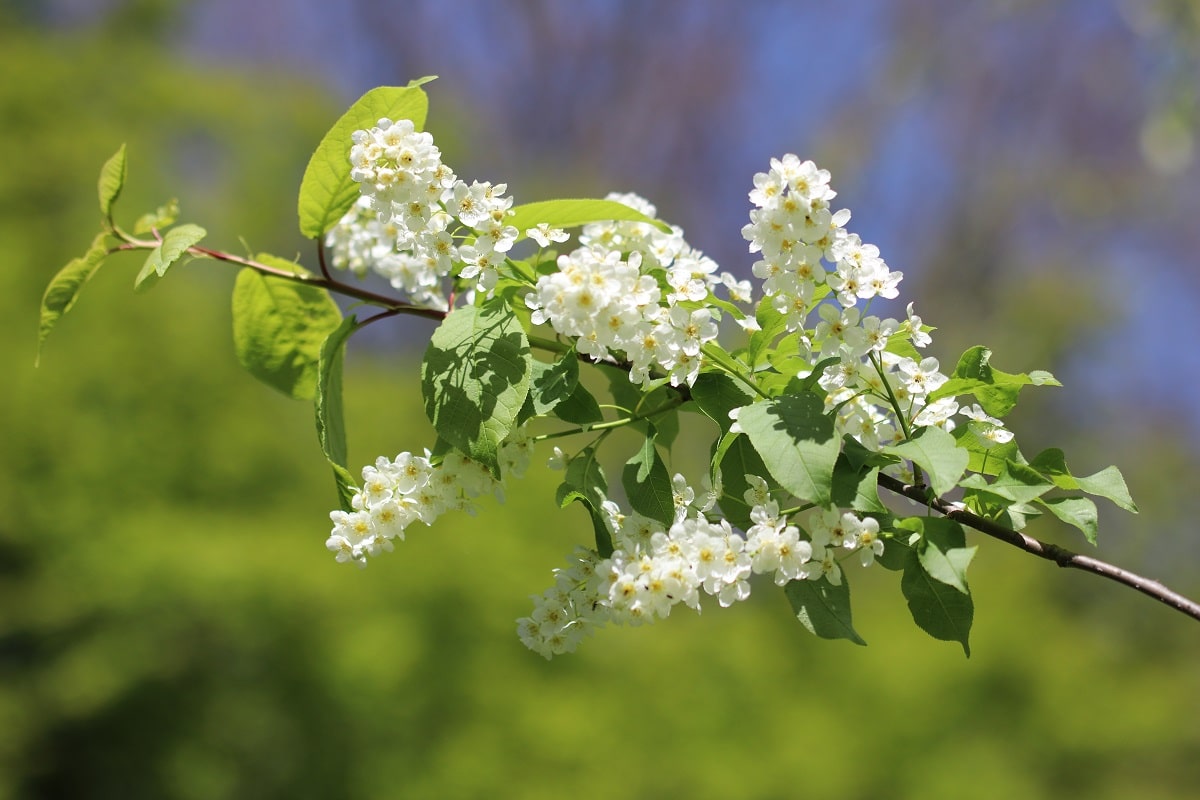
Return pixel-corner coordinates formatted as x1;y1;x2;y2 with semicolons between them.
516;474;883;659
525;193;753;387
324;117;518;305
740;155;1016;448
326;429;534;567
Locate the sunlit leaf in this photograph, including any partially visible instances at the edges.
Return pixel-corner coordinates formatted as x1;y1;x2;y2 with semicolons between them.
297;82;431;238
507;198;670;239
738;392;839;506
36;231;110;365
231;265;343;400
98;144;126;221
421;297;531;475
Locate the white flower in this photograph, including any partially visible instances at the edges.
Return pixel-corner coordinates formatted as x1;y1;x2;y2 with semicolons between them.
527;223;570;248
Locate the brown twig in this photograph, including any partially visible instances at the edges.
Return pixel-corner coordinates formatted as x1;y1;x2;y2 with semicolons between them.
876;472;1200;623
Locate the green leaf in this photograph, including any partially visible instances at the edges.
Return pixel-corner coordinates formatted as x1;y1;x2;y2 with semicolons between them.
421;297;531;476
1027;448;1137;512
690;371;754;434
738;392;840;506
553;382;605;425
557;447;612;556
297;83;431;238
785;575;867;646
746;300;788;368
876;533;912;571
133;198;179;235
1038;495;1099;545
622;433;675;526
901;544;973;657
956;459;1053;505
316;314;357;472
231;266;344;400
951;422;1022;476
36;231;110;365
916;517;976;594
134;223;207;291
98;144;127;220
830;458;887;514
329;463;359;514
713;434;773;531
527;351;580;417
927;345;1060;418
883;425;968;497
507;198;671;238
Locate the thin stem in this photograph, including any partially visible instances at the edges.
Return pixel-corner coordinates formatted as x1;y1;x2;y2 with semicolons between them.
317;238;333;281
870;351;923;485
533;397;685;443
876;472;1200;623
114;239;447;322
701;343;768;399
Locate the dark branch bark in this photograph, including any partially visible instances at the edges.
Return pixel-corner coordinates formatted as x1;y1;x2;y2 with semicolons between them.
876;472;1200;623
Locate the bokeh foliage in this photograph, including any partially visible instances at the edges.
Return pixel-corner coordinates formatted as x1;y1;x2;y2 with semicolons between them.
4;11;1199;800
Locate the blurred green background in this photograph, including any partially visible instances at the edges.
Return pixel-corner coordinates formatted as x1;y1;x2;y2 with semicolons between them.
5;2;1200;798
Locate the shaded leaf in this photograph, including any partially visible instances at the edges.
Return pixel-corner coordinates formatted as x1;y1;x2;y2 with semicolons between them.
786;575;867;645
690;371;754;434
316;314;357;472
901;545;973;657
622;433;674;526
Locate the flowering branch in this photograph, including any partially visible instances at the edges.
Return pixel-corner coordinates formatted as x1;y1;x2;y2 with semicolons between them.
40;84;1187;661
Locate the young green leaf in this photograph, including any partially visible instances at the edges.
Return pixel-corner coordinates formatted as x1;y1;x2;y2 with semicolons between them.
927;345;1061;418
1038;495;1099;545
951;422;1022;476
316;314;358;472
36;231;110;365
133;198;180;235
297;83;431;238
957;459;1054;506
738;392;840;506
1027;448;1138;513
622;433;675;526
98;144;127;221
507;198;671;238
421;297;531;476
746;300;788;368
785;575;867;646
231;266;343;400
134;223;207;291
883;425;968;497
